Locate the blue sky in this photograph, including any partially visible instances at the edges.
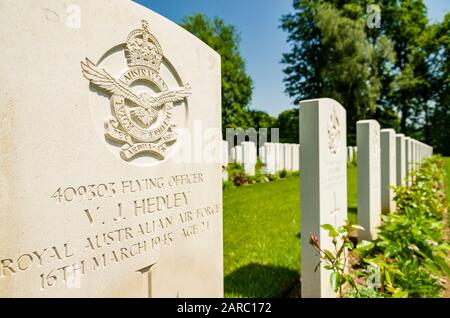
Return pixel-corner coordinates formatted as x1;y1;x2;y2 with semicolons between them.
135;0;449;117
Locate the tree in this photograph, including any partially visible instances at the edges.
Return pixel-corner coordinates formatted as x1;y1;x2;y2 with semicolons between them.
373;0;430;137
248;110;277;129
276;108;299;143
180;14;253;133
428;13;450;155
281;0;395;144
247;109;277;142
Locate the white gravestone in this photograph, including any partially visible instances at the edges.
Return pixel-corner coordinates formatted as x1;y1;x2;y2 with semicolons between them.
395;134;406;186
242;141;257;176
276;143;285;172
284;143;293;171
415;140;420;169
380;129;397;213
300;98;347;298
357;120;381;240
235;145;243;164
405;137;412;186
264;143;277;175
418;142;423;164
292;144;300;171
0;1;223;297
230;147;236;163
259;145;266;164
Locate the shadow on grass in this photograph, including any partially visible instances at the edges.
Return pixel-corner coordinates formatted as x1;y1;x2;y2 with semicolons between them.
224;263;299;298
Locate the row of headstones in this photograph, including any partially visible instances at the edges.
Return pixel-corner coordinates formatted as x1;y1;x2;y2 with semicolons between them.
221;141;300;179
357;121;433;243
299;98;433;298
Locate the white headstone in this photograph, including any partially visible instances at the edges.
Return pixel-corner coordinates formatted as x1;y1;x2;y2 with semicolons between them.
259;145;266;164
418;142;423;164
230;147;236;163
242;141;257;176
381;129;397;213
414;140;420;170
0;1;223;297
396;134;406;186
284;144;293;171
405;137;412;186
263;143;277;175
300;98;347;298
292;144;300;171
357;120;381;240
235;145;243;164
276;143;285;172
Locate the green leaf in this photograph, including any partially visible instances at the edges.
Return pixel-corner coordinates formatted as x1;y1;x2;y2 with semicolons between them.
323;249;335;262
330;272;340;293
434;255;450;277
355;240;374;252
385;271;392;285
338;226;347;233
351;224;365;231
392;289;408;298
321;224;339;238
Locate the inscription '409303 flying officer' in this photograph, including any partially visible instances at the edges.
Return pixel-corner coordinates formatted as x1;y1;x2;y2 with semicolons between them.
81;20;191;161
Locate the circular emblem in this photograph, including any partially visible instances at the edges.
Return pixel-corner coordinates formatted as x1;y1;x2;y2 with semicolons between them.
81;20;191;161
327;107;341;155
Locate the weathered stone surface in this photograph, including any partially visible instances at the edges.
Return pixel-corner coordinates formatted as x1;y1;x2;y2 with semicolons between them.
0;0;223;297
292;144;300;171
357;120;381;240
396;134;406;186
242;141;257;176
381;129;396;213
300;98;347;298
284;144;293;171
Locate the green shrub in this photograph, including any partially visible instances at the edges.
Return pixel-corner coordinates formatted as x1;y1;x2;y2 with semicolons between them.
223;180;236;190
314;156;449;298
279;169;288;178
353;156;450;298
227;163;244;177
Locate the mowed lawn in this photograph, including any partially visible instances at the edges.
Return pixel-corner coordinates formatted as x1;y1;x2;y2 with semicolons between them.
223;165;358;298
223;158;450;297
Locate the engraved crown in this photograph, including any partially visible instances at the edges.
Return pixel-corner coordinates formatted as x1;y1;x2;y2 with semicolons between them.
125;20;163;71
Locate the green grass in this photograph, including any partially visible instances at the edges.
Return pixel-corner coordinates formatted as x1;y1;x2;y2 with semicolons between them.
223;164;358;297
223;177;300;298
223;158;450;297
347;163;358;224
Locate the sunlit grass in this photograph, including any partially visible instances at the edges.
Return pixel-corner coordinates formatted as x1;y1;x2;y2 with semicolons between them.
223;165;358;297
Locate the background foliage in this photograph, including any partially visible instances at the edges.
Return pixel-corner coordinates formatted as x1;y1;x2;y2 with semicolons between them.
281;0;449;151
180;2;449;153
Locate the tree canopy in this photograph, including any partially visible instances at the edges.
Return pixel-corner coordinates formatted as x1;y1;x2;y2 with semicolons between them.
180;14;254;133
282;0;449;154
